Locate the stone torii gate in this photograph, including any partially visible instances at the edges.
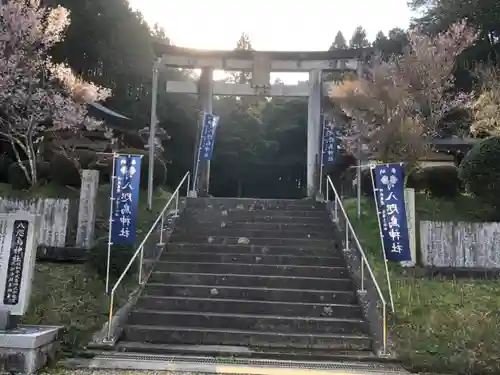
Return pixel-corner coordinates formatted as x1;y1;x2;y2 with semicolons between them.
147;43;366;204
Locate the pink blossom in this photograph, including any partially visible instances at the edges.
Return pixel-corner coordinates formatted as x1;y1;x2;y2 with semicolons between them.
0;0;112;186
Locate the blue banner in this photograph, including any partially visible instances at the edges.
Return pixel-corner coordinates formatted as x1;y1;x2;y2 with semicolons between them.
373;163;411;262
198;113;219;161
110;155;142;245
321;119;339;166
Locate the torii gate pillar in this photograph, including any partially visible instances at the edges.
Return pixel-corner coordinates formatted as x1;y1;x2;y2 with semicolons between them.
196;67;213;197
307;69;322;198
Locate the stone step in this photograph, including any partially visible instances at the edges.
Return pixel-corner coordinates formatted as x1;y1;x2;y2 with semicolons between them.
127;310;367;335
122;325;371;350
147;272;353;290
168;235;335;249
135;296;363;319
186;197;325;211
182;209;329;220
152;261;349;279
172;227;334;240
165;243;342;257
160;252;346;266
182;215;330;225
178;221;334;231
142;284;358;304
187;197;325;209
115;342;377;361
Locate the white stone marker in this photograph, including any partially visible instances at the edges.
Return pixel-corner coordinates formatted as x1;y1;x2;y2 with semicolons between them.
0;213;40;316
76;170;100;249
401;188;417;267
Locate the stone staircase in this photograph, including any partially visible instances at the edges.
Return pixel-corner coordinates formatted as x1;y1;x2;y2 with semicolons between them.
115;197;377;361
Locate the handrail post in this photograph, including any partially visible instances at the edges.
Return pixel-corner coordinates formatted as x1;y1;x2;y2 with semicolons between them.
360;259;365;291
106;292;115;341
334;195;338;222
382;303;388;355
158;213;165;245
186;173;191;197
138;245;144;284
345;225;349;252
174;191;179;216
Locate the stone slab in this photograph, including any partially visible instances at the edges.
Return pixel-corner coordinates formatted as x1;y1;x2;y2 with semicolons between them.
76;170;99;249
0;198;69;248
0;325;61;348
0;213;41;316
420;221;500;269
0;325;62;374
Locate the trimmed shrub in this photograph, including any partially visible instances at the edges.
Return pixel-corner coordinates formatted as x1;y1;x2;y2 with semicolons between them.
8;161;50;190
459;136;500;208
421;165;460;198
49;154;81;187
87;239;136;280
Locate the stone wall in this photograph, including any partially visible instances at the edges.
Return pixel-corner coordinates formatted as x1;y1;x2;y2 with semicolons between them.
420;221;500;269
0;198;69;247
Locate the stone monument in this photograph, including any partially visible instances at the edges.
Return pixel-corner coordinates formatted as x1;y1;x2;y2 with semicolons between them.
76;170;100;249
0;213;62;374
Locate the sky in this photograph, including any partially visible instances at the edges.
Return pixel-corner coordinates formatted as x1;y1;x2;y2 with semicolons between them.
128;0;414;83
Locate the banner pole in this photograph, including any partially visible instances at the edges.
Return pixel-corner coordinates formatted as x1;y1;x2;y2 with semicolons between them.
319;116;326;197
370;165;396;314
193;112;207;193
206;115;219;193
105;153;118;295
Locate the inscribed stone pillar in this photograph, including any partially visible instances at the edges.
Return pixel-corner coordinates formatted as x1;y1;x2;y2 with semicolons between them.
196;67;214;197
307;69;322;197
76;170;99;249
0;213;40;316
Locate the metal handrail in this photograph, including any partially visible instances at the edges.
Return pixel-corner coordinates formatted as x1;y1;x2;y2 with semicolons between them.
105;171;190;341
325;175;388;355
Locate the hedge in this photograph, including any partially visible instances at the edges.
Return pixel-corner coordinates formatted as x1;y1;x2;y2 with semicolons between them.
49;154;81;187
8;161;50;190
459;136;500;208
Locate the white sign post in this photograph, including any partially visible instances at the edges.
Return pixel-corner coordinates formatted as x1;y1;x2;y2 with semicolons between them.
401;188;416;267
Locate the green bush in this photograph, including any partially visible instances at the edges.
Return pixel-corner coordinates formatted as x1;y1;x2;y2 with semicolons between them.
76;150;98;170
406;170;426;191
459;136;500;208
421;165;460;198
0;155;12;183
140;155;167;189
49;154;81;187
8;161;50;190
360;168;375;196
87;239;136;280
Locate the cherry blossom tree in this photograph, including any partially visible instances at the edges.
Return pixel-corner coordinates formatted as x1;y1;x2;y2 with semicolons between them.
330;21;478;173
470;63;500;137
0;0;111;186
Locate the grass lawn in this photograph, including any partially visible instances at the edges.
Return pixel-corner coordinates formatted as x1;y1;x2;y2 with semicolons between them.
344;194;500;375
0;182;173;354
